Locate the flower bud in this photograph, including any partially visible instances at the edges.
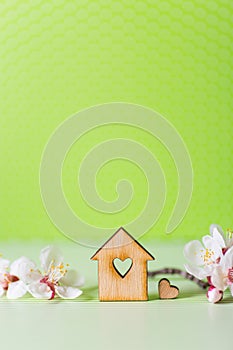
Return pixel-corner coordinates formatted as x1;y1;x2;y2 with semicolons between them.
207;286;223;303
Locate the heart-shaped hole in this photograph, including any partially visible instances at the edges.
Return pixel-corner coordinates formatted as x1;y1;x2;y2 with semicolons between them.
113;258;133;278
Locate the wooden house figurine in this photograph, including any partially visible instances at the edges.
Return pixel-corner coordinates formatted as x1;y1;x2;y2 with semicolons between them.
91;227;155;301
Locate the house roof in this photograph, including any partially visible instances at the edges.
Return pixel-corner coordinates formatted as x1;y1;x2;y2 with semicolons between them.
91;227;155;261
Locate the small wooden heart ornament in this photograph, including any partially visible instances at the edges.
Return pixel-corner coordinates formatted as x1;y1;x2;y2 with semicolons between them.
158;278;179;299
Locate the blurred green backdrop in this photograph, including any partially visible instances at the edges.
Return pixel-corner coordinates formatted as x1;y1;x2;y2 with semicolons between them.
0;0;232;242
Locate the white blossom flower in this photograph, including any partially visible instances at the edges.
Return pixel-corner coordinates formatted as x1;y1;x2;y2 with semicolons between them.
0;257;27;299
184;224;233;303
184;235;223;280
210;224;233;252
15;246;84;299
210;246;233;296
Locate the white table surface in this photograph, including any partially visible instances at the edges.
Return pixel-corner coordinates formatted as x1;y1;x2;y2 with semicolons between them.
0;240;232;350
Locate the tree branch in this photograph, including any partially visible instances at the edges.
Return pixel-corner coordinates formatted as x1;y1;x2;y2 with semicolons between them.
148;267;209;289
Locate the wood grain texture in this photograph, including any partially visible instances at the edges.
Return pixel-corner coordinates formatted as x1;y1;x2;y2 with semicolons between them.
91;227;155;301
158;278;179;299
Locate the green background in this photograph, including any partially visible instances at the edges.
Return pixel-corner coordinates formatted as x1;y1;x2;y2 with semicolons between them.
1;0;232;242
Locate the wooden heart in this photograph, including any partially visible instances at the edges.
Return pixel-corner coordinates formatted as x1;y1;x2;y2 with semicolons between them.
158;278;179;299
113;258;133;278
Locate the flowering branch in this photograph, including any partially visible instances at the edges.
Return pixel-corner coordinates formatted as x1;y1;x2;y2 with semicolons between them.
148;267;209;289
183;224;233;303
0;246;84;300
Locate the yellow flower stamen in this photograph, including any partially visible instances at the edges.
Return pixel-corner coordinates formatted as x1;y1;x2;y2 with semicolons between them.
201;248;214;265
45;259;69;284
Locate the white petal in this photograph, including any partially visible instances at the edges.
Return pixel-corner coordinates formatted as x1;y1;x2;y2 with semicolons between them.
210;225;226;249
0;258;10;272
0;285;5;297
28;282;52;299
55;285;82;299
26;270;42;283
10;256;40;283
210;224;224;237
207;287;223;303
183;240;204;265
7;281;27;299
40;246;63;272
0;273;6;284
211;266;228;291
203;264;216;276
184;264;208;279
202;235;223;261
222;246;233;270
60;270;84;287
225;232;233;249
10;256;35;275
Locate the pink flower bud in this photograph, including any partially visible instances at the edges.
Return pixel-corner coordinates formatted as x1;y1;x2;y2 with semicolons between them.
207;286;223;303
